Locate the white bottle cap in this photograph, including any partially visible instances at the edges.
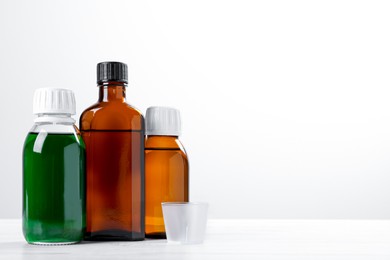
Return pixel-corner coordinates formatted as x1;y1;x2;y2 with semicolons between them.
33;88;76;115
146;106;181;136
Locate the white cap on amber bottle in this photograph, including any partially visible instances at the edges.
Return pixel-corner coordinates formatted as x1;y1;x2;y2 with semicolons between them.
33;88;76;115
145;106;181;136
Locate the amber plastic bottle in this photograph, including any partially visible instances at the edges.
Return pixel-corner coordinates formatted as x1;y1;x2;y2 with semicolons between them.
80;62;145;241
145;107;189;238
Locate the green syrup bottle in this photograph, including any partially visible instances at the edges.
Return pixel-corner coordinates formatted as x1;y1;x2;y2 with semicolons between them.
23;88;86;245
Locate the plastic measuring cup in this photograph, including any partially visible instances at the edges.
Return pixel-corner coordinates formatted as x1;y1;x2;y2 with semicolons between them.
161;202;208;244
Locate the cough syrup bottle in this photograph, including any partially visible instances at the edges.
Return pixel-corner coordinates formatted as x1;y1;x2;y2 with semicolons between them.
23;88;86;245
80;62;145;241
145;107;189;238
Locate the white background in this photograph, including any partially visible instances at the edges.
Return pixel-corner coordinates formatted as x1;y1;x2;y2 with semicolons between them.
1;0;390;219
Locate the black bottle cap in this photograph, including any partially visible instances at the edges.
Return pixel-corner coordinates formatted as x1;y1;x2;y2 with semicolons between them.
97;61;128;84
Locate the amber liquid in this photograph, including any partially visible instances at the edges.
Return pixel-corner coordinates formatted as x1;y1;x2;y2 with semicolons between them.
80;84;145;241
145;136;189;238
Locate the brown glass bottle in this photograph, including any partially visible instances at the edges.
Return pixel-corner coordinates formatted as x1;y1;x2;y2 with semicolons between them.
80;62;144;241
145;107;189;238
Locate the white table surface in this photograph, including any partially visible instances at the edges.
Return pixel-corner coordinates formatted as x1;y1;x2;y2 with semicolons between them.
1;219;390;259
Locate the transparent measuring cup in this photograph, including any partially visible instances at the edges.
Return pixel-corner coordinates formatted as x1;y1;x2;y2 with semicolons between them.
161;202;209;244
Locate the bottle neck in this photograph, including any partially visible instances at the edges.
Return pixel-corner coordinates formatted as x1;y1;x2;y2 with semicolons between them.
145;135;182;149
148;135;179;139
98;82;127;102
34;114;75;124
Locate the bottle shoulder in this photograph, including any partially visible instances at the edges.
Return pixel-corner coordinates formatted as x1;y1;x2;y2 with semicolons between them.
81;101;143;116
145;136;187;153
24;124;84;151
80;101;144;131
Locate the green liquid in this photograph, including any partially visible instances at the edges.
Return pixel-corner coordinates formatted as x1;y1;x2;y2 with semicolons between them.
23;132;86;244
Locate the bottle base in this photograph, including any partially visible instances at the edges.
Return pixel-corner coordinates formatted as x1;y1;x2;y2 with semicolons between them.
84;230;144;241
145;232;166;239
28;241;79;246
